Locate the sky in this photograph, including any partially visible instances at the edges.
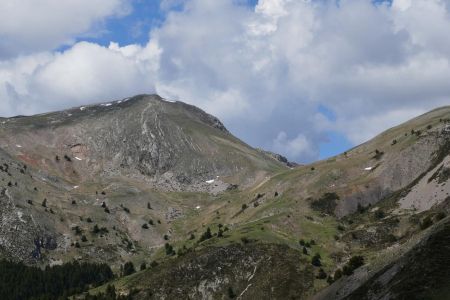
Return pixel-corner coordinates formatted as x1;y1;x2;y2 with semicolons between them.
1;0;449;163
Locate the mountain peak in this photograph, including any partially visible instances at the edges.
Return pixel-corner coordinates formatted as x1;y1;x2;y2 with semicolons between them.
0;95;283;192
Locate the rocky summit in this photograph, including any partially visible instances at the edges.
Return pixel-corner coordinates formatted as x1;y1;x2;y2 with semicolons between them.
0;96;450;300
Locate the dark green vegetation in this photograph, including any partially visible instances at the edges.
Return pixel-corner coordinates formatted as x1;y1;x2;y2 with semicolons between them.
0;260;113;300
310;193;339;215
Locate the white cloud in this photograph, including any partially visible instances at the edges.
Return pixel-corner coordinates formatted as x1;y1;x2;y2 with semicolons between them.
2;0;450;162
0;0;131;58
273;131;316;161
392;0;412;11
0;42;159;115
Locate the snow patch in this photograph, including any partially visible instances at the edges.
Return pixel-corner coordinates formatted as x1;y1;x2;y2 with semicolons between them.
364;167;373;171
80;106;86;111
15;145;22;148
73;186;79;189
74;157;82;161
195;206;201;210
101;103;112;107
205;179;215;184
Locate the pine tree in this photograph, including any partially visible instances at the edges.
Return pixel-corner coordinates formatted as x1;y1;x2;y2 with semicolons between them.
123;262;135;276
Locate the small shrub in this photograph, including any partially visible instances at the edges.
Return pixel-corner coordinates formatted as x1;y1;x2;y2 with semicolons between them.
164;243;175;256
420;216;433;230
334;269;343;280
140;262;146;271
373;149;384;160
150;261;158;268
92;224;108;235
123;262;135;276
374;210;385;219
311;253;322;267
228;287;236;299
310;192;339;215
357;203;366;214
435;211;447;221
199;228;212;242
317;268;327;279
342;256;365;276
72;226;82;235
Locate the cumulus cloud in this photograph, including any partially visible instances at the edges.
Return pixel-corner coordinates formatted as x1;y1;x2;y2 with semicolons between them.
0;42;159;115
1;0;450;162
0;0;131;58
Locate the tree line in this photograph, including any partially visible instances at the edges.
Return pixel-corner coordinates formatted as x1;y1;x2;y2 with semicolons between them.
0;259;113;300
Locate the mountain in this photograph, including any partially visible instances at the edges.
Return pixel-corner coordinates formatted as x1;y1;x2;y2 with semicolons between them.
0;94;284;192
0;94;284;264
0;96;449;300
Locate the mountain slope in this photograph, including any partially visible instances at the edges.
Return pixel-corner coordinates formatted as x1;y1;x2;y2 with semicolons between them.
1;98;450;300
0;94;285;265
0;94;284;192
313;214;450;300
